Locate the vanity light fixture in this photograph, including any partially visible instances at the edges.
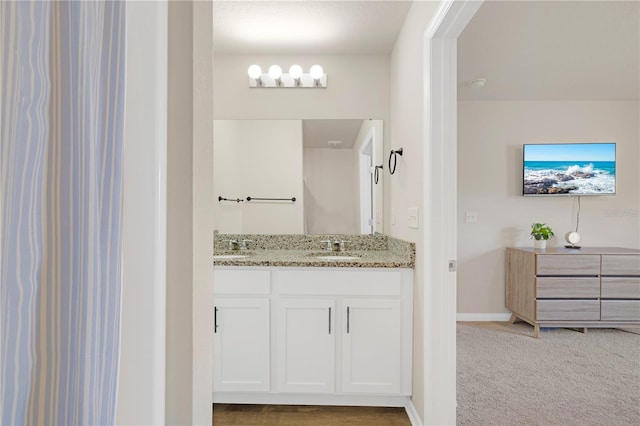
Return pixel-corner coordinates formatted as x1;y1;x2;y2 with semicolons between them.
248;64;327;88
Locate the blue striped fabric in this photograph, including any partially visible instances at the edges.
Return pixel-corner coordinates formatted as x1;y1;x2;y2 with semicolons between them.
1;2;126;424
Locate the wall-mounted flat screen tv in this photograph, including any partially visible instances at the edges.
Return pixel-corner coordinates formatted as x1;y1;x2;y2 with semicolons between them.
523;143;616;196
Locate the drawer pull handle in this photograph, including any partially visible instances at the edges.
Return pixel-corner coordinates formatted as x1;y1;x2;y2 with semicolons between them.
328;307;332;334
214;306;219;333
347;306;350;334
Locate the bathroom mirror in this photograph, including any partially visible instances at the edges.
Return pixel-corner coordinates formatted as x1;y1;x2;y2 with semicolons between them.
213;119;384;235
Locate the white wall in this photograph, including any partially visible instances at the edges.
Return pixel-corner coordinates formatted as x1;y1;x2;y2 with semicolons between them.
213;55;390;121
389;2;441;423
214;120;304;234
458;100;640;315
303;147;358;234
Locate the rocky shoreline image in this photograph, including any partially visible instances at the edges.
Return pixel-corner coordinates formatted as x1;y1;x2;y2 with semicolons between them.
523;163;615;195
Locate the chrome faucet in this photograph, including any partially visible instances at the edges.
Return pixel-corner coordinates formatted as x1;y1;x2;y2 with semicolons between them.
320;239;351;252
239;239;252;250
223;239;239;251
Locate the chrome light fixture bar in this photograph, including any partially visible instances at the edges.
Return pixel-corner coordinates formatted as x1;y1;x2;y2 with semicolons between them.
248;64;327;88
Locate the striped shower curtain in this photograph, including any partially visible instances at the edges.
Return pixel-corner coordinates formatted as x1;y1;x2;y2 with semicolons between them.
1;1;126;424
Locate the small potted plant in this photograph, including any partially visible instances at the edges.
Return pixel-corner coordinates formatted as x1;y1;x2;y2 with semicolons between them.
530;223;554;249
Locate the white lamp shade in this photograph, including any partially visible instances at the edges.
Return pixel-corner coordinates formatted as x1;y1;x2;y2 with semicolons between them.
289;64;303;79
310;64;324;80
248;64;262;79
268;65;283;79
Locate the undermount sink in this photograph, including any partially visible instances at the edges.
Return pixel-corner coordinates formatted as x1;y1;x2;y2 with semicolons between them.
213;254;249;260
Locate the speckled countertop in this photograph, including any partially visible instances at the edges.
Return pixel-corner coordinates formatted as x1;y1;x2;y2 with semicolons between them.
213;234;415;268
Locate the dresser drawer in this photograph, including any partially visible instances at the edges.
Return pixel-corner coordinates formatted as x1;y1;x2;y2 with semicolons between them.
601;277;640;299
536;277;600;298
601;255;640;276
536;255;600;276
536;300;600;321
601;300;640;321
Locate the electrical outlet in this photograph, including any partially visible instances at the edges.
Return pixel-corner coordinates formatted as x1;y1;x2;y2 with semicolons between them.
408;207;419;229
465;211;478;223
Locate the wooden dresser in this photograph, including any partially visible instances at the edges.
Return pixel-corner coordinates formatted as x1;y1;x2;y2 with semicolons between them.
506;247;640;338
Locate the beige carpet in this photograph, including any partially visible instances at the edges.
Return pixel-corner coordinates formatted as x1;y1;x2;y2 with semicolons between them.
457;322;640;426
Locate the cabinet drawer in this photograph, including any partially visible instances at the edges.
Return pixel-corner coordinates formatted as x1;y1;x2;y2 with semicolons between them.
601;255;640;276
601;300;640;321
536;255;600;276
536;277;600;298
601;277;640;299
536;300;600;321
214;269;271;294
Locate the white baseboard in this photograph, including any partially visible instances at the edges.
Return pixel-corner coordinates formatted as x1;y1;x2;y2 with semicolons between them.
456;313;512;322
213;392;410;407
405;399;423;426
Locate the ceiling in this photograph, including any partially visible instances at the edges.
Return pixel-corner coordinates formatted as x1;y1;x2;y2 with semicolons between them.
458;0;640;101
212;0;412;55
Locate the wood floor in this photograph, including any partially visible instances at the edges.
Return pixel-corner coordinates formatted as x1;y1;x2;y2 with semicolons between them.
213;404;411;426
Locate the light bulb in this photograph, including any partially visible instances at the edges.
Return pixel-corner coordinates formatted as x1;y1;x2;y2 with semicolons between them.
268;65;283;80
247;64;262;80
309;64;324;80
289;64;303;80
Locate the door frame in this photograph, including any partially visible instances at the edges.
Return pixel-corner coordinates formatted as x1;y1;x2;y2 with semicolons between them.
421;1;482;424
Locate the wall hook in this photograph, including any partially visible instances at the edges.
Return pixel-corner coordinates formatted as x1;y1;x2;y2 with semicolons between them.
389;148;403;175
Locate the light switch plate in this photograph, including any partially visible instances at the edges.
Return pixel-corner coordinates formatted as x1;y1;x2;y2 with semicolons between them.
408;207;419;229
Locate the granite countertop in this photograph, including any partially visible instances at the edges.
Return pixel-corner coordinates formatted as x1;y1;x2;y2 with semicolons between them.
213;249;413;268
212;234;415;268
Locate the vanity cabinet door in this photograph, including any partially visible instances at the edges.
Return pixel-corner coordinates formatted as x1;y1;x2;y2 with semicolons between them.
276;298;336;393
342;298;402;394
213;297;270;392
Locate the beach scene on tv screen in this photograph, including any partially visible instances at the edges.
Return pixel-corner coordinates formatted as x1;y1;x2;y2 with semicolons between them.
523;143;616;195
